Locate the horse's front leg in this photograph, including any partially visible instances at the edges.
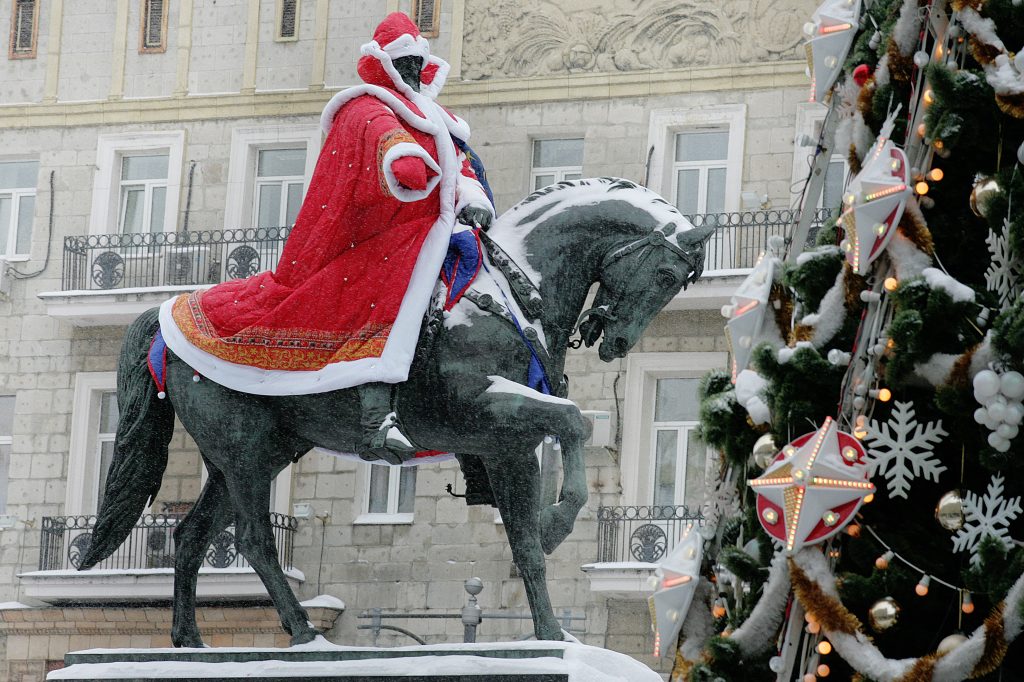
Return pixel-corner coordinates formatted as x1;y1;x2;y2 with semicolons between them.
478;381;592;554
482;453;563;640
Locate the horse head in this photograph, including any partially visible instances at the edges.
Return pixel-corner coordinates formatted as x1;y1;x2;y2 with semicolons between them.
579;215;714;361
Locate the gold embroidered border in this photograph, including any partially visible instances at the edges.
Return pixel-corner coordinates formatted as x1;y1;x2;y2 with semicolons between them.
377;128;417;198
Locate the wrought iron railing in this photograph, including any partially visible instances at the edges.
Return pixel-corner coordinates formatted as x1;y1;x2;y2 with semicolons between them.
686;207;837;274
595;505;705;564
38;513;297;572
61;227;291;291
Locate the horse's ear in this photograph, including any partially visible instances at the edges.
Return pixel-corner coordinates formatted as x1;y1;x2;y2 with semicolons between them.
679;224;715;247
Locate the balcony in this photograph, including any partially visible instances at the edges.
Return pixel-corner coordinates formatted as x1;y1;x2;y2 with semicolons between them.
39;227;290;326
669;207;836;310
581;505;704;598
20;513;302;604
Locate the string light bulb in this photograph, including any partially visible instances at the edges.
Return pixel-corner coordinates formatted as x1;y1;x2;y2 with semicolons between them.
915;181;930;195
817;664;831;677
962;592;975;614
864;493;875;503
883;277;899;292
923;89;935;104
878;387;892;402
712;598;727;619
916;575;931;596
875;550;894;570
817;640;832;655
846;523;862;538
928;168;944;182
917;123;927;138
807;621;821;634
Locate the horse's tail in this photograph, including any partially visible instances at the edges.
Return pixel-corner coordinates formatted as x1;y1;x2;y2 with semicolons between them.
79;308;175;570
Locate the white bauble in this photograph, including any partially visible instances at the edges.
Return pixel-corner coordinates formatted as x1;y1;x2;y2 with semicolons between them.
975;370;1001;400
937;633;968;655
1000;371;1024;400
997;423;1019;440
1005;403;1024;426
989;432;1012;452
769;656;784;673
913;51;930;68
987;401;1007;423
974;407;989;425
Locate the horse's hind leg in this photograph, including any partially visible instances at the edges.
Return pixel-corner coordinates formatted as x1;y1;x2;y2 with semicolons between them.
223;470;318;645
483;454;563;640
171;467;233;647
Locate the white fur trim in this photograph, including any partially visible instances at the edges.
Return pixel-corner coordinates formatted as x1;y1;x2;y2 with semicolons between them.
455;171;494;217
418;56;451;102
383;142;442;202
369;34;430;61
165;79;464;396
320;84;439;136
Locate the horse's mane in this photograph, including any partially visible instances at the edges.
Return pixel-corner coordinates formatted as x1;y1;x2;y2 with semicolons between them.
497;177;690;238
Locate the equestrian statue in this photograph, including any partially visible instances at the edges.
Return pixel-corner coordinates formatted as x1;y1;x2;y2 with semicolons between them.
79;13;714;646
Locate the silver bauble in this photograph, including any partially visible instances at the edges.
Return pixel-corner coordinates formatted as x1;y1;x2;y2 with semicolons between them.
970;175;1002;218
751;433;778;469
937;633;968;655
868;597;900;632
936;490;965;531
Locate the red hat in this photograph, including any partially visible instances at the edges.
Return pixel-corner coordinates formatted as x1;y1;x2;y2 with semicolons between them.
365;12;430;61
357;12;448;99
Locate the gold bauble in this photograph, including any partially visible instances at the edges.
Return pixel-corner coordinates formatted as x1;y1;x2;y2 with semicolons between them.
936;490;965;531
868;597;900;632
937;633;968;655
970;175;1001;218
751;433;778;469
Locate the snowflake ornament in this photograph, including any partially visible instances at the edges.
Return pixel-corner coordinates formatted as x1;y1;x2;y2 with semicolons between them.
952;474;1022;566
865;401;948;499
985;218;1023;312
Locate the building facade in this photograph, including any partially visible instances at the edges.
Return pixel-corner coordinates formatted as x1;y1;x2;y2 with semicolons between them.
0;0;829;679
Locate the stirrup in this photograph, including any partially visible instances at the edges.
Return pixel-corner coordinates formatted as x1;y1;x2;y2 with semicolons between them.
362;412;416;465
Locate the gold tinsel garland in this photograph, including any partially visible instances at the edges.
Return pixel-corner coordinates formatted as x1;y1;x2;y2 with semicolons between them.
788;557;1014;681
897;212;935;256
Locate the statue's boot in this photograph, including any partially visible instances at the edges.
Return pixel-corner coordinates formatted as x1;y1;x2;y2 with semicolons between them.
358;382;417;465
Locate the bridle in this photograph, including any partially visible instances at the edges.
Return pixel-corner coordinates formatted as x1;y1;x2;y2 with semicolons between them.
569;223;707;348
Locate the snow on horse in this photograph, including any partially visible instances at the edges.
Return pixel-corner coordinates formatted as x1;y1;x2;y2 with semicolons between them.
79;177;714;645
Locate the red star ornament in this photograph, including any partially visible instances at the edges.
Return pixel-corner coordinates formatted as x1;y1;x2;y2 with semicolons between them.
750;417;874;554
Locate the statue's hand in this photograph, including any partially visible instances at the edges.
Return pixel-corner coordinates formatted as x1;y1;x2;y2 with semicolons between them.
457;205;493;231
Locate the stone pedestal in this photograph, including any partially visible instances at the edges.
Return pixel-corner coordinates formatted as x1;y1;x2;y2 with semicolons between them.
47;640;662;681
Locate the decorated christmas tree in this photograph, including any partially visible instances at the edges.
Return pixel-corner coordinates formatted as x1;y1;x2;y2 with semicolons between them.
650;0;1024;679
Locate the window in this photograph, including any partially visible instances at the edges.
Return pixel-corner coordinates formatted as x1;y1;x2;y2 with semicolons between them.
140;0;167;53
673;130;728;215
358;465;417;523
90;132;184;237
94;392;118;511
650;379;708;509
531;139;584;191
118;154;169;234
412;0;440;39
66;373;117;515
277;0;299;41
9;0;37;59
793;102;850;213
0;395;13;514
0;160;37;259
254;148;306;228
223;126;319;233
619;353;726;506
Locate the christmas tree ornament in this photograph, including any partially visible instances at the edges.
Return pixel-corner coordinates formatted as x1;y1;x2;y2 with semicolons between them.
970;175;1002;218
649;523;702;657
853;63;872;86
864;401;948;499
935;490;965;531
962;592;975;614
913;50;930;68
723;247;781;383
916;575;931;596
868;597;900;631
1018;140;1024;165
751;433;778;469
749;417;875;553
937;633;968;654
952;474;1022;565
804;0;862;102
838;112;912;275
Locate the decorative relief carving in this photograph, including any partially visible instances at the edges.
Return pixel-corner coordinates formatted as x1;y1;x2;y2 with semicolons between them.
461;0;816;79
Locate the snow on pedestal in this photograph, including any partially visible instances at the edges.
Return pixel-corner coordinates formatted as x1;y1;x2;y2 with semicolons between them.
48;638;662;681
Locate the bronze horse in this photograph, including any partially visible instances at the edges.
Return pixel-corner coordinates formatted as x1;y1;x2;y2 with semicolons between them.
81;178;713;645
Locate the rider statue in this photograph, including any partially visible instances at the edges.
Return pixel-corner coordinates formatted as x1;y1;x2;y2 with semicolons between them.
158;13;495;463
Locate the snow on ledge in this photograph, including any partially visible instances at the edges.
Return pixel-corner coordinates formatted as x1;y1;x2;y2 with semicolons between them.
51;640;661;681
0;601;34;610
299;595;345;611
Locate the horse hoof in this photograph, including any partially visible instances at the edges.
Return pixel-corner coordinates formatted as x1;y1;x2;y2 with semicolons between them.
290;628;320;646
172;634;205;648
535;625;565;641
539;506;575;555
